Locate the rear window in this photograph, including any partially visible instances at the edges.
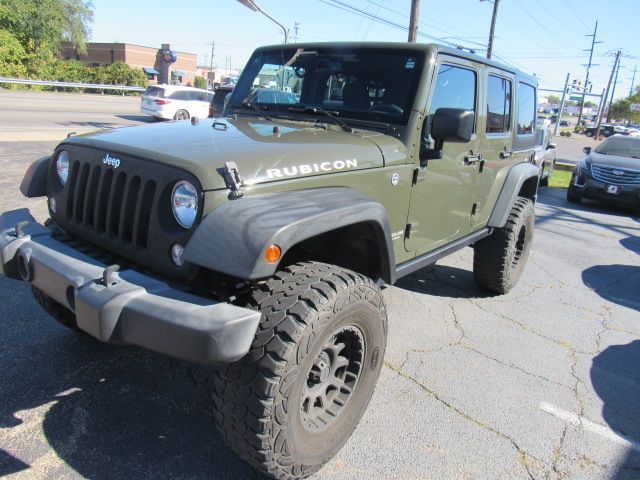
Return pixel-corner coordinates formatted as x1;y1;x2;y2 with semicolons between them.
517;82;536;135
144;86;165;98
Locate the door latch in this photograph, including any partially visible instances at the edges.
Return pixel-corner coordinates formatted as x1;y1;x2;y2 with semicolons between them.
221;161;245;199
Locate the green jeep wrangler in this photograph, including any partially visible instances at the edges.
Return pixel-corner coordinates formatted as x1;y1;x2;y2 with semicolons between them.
0;43;540;479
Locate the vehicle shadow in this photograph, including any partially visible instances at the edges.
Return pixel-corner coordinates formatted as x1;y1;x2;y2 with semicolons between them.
395;263;493;299
0;277;261;479
585;236;640;479
590;340;640;479
115;114;158;123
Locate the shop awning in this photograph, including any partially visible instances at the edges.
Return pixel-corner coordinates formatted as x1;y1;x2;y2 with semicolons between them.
143;67;159;75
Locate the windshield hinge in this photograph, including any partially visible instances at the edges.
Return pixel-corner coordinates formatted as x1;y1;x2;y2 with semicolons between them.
222;161;245;199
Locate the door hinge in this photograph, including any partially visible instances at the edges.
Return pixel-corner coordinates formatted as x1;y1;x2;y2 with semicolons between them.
471;202;479;216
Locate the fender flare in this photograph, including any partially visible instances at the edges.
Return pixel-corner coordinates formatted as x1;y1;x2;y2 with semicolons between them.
487;162;540;228
20;156;50;198
183;187;395;283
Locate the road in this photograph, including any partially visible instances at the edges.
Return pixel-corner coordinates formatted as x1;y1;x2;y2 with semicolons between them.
0;91;639;480
0;89;150;142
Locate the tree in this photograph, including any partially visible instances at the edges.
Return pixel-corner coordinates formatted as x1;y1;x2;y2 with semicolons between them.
0;29;27;78
547;94;560;105
193;76;207;90
609;94;640;124
0;0;93;55
584;101;597;108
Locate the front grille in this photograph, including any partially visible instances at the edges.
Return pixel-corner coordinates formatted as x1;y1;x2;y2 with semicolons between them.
49;144;202;278
591;164;640;186
65;161;156;249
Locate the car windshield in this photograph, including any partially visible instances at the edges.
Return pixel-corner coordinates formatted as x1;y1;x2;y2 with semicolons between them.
227;47;425;125
595;137;640;158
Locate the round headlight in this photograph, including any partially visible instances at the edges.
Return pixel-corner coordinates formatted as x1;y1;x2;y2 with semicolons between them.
171;180;198;229
56;150;70;185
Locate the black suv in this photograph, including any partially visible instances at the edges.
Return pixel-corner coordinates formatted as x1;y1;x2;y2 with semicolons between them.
568;135;640;210
583;124;626;138
208;85;234;117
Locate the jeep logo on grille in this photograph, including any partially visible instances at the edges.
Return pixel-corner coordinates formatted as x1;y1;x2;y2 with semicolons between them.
613;169;624;176
102;154;121;168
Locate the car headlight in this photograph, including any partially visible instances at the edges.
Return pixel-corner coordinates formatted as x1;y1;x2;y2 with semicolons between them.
56;150;70;185
171;180;198;229
578;158;591;175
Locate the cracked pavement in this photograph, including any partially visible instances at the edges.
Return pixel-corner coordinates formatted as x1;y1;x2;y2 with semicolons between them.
1;126;639;478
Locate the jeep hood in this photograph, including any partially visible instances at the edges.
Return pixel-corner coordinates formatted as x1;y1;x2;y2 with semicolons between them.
63;118;405;191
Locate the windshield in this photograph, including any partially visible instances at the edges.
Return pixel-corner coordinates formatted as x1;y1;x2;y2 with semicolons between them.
595;137;640;158
227;47;425;125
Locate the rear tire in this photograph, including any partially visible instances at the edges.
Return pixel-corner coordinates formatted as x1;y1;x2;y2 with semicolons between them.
173;109;189;120
473;197;534;294
212;262;387;479
539;170;549;187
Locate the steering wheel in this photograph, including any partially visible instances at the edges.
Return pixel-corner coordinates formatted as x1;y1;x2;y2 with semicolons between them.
369;103;403;115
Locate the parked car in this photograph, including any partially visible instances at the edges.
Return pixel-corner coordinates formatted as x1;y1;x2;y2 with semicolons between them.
209;85;234;117
559;119;569;127
627;128;640;137
141;85;214;121
533;126;556;186
5;42;542;480
537;115;551;126
567;135;640;211
583;124;626;138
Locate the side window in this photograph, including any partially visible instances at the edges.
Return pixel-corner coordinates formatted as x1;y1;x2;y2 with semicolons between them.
170;91;189;101
429;64;476;115
517;82;536;135
486;75;512;134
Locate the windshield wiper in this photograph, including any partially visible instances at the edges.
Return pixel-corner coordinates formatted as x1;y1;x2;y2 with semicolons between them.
232;101;273;121
288;106;353;133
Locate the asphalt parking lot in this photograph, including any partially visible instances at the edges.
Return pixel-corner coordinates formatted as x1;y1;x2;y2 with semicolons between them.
0;91;639;480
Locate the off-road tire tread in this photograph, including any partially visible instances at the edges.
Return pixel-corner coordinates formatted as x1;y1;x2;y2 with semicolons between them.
473;197;534;294
211;261;386;480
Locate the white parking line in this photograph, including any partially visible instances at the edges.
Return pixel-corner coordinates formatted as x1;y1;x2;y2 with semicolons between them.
540;401;640;453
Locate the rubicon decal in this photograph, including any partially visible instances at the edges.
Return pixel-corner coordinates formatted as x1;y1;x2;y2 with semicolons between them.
266;159;358;179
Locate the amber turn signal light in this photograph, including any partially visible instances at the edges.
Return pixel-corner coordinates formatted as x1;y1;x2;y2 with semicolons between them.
264;244;282;264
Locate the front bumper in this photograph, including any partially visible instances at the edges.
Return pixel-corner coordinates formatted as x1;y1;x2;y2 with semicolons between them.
0;209;261;364
569;174;640;207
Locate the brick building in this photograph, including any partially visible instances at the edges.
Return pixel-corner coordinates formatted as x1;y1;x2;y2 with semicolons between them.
60;42;198;85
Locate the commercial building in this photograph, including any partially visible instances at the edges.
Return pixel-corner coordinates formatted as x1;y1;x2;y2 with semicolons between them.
59;42;198;85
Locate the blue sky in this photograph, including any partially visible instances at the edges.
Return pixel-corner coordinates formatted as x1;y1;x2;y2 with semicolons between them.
91;0;639;100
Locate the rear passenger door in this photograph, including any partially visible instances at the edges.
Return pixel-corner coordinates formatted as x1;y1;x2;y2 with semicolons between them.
472;68;516;228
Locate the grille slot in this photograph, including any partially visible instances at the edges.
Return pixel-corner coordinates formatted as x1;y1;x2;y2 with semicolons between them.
63;162;156;249
592;164;640;185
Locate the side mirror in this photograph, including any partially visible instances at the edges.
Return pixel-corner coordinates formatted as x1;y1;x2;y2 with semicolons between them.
583;146;591;154
547;143;557;150
421;108;475;162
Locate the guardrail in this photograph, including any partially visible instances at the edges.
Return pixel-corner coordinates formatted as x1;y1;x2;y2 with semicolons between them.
0;77;145;92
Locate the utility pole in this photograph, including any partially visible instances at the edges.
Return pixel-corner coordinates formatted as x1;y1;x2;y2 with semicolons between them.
577;22;602;127
595;50;621;139
606;54;622;123
408;0;420;43
630;65;637;97
293;22;300;43
596;87;606;124
553;73;570;136
486;0;500;59
209;41;215;88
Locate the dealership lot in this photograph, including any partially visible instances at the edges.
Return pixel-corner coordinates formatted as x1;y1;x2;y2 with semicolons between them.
0;91;638;479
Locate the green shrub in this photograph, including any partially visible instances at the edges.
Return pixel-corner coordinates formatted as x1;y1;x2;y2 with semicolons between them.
193;76;207;90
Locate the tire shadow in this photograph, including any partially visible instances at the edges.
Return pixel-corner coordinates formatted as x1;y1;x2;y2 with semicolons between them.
395;263;494;299
0;277;257;479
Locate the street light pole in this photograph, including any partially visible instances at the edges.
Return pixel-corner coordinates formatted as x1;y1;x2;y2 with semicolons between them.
236;0;288;44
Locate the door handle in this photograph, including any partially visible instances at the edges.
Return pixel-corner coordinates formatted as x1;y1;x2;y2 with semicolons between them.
464;153;483;165
500;150;512;159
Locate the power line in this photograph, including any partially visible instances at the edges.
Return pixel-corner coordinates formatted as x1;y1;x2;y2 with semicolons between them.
561;0;590;30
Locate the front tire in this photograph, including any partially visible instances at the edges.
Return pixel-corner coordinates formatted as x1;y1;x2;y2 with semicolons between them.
212;262;387;479
566;188;582;203
473;197;534;294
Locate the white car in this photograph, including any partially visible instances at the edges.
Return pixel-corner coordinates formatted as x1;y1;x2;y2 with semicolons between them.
140;85;213;121
626;128;640;137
